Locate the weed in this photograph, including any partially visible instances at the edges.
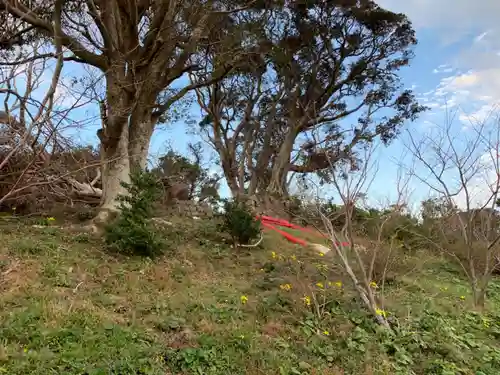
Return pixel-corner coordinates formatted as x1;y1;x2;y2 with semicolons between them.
9;237;59;256
73;233;91;244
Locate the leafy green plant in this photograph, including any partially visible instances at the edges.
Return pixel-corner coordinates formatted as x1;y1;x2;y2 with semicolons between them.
104;169;165;258
165;335;242;375
218;199;261;247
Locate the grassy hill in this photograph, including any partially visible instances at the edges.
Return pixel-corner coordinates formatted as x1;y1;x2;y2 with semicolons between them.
1;217;500;375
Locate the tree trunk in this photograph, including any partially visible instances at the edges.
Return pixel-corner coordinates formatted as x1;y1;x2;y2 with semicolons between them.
267;129;297;198
96;124;151;221
93;60;164;224
129;109;155;170
217;147;242;197
94;131;152;225
475;289;486;309
129;124;153;170
94;123;131;225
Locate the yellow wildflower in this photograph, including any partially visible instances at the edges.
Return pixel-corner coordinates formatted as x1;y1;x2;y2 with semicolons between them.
460;295;465;300
329;281;342;288
271;251;277;259
316;282;324;289
240;295;248;304
375;308;387;317
290;255;297;261
280;283;292;291
302;295;311;306
47;217;56;222
318;252;325;257
370;281;378;288
23;347;28;353
323;330;330;336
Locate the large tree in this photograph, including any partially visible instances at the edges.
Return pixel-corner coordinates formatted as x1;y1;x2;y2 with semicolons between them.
0;0;269;221
192;0;426;200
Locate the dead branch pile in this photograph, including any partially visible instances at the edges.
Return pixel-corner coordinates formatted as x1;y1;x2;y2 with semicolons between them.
0;138;102;214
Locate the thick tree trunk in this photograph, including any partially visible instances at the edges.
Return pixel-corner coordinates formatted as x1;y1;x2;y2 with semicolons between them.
94;125;151;225
267;162;289;197
129;109;154;170
92;68;158;227
217;148;243;197
94;113;153;226
267;129;297;198
248;120;274;196
222;165;241;197
129;124;153;170
248;151;271;197
94;124;131;225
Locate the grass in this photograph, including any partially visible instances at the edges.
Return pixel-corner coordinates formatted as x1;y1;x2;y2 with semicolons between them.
1;218;500;374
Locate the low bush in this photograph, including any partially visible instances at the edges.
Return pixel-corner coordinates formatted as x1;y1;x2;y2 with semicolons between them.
218;199;261;247
104;169;166;258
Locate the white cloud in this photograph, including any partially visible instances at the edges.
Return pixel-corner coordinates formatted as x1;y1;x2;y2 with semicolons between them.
433;64;455;74
366;1;500;209
377;0;500;39
379;0;500;70
474;31;490;43
450;72;479;88
416;68;500;125
459;103;499;126
53;80;78;109
410;125;500;210
453;148;500;210
379;0;500;118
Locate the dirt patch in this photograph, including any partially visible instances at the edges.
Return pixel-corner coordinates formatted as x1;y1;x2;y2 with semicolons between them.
261;321;286;338
163;328;197;349
194;318;218;334
0;258;40;294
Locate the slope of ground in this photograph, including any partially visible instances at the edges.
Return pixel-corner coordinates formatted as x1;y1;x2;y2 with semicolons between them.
1;218;500;375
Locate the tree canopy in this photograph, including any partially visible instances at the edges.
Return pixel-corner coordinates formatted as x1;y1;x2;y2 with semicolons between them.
0;0;426;217
0;0;277;218
192;0;426;198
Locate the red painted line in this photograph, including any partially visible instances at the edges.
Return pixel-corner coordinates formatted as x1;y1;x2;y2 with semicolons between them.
261;222;308;246
257;215;328;238
258;215;350;248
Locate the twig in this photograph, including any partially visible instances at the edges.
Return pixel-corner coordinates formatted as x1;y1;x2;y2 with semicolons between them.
239;232;264;248
73;281;84;293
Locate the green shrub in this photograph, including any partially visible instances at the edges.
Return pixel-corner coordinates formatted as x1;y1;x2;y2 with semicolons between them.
104;169;165;258
218;199;261;247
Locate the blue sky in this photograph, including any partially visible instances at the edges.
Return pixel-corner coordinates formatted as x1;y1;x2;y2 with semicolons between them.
3;0;499;213
354;0;500;212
